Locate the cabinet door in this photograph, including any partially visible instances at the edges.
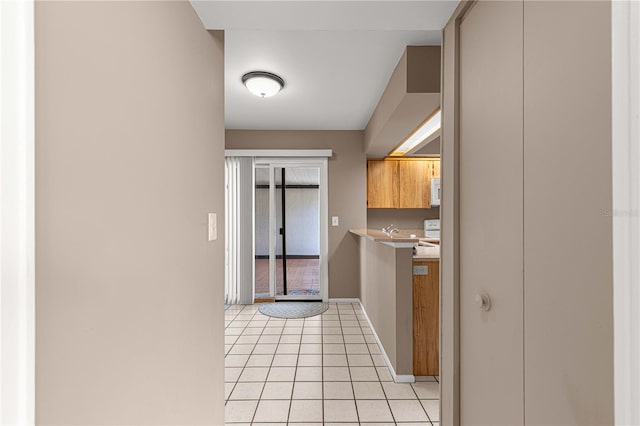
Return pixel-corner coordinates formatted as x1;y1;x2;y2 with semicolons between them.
459;1;524;425
399;160;431;208
430;159;440;179
366;160;398;208
413;260;439;376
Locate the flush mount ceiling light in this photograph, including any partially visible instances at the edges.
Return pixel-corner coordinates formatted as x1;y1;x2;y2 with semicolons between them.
389;108;441;156
242;71;285;98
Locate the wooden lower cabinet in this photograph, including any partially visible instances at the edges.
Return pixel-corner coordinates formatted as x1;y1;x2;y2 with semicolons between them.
413;259;439;376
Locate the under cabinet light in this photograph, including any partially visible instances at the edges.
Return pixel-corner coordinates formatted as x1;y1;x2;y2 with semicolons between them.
389;108;441;156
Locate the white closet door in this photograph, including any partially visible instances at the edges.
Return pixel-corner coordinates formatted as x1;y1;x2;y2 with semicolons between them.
459;1;524;424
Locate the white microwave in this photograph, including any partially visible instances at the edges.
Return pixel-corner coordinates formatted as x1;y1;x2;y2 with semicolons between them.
430;178;441;207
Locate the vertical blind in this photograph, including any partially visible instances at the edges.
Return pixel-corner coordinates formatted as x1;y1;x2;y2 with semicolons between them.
224;157;254;305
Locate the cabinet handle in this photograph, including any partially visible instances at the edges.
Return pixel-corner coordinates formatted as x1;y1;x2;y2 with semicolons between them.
474;292;492;311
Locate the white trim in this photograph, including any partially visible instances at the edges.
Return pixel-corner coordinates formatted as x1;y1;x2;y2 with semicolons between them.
255;158;329;303
357;301;415;384
251;163;256;302
394;375;416;384
268;164;276;297
319;159;329;303
612;1;640;425
225;149;333;158
328;298;360;303
0;0;35;424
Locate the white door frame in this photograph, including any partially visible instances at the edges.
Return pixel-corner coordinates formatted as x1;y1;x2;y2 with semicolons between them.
0;0;36;424
256;157;329;302
612;1;640;424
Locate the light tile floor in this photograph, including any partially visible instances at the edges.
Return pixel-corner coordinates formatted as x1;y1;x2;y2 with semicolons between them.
225;302;439;425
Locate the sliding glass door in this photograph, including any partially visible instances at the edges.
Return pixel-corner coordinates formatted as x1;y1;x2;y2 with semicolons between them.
254;159;327;301
254;166;270;299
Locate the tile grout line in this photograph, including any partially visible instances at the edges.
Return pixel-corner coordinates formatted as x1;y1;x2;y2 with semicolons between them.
263;309;297;421
225;302;438;425
224;306;256;406
355;302;398;425
247;306;281;424
410;377;433;424
231;306;260;407
324;303;339;423
340;303;359;424
282;316;296;425
289;314;303;423
320;308;325;424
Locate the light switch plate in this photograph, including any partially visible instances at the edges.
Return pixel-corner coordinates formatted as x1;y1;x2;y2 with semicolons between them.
332;216;339;227
208;213;217;241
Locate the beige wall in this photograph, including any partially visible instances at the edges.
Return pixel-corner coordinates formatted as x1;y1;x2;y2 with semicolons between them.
225;130;366;298
364;50;407;155
414;137;440;155
406;45;441;94
359;237;414;376
367;207;439;230
364;46;441;158
35;2;225;424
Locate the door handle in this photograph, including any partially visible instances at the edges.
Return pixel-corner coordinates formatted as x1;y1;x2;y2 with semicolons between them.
474;291;492;311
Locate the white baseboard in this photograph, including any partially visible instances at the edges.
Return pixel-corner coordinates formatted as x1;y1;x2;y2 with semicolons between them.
357;301;415;384
394;375;417;383
328;298;361;303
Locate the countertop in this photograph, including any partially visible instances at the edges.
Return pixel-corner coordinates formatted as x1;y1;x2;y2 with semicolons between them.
349;228;422;243
350;228;440;260
413;245;440;261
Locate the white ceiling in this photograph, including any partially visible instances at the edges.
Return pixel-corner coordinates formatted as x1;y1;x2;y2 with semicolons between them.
190;1;459;130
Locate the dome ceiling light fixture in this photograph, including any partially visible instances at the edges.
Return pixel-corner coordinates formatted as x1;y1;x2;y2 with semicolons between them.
241;71;285;98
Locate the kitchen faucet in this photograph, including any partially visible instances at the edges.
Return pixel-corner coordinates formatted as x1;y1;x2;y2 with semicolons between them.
382;224;400;236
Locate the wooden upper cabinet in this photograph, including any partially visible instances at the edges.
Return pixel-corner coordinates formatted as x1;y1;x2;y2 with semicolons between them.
367;158;440;209
399;160;432;208
367;160;399;208
430;159;441;178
